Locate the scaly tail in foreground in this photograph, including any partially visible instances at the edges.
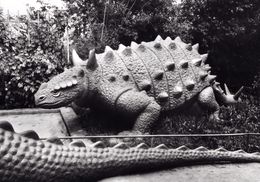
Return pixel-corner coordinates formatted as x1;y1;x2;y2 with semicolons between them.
1;127;260;182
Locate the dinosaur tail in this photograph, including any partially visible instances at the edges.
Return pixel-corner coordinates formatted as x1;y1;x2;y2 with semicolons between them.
0;127;260;182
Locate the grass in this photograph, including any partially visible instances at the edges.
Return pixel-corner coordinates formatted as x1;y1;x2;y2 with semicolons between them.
75;92;260;151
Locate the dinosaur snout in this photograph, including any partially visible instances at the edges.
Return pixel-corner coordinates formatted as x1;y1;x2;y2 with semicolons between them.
35;95;46;106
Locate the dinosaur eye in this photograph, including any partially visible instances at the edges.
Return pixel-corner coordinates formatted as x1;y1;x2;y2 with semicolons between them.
52;90;61;97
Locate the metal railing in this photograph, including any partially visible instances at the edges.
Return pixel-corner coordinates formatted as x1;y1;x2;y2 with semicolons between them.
40;132;260;152
40;133;260;140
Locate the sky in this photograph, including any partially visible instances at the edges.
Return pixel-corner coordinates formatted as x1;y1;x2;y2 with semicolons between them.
0;0;65;15
0;0;182;15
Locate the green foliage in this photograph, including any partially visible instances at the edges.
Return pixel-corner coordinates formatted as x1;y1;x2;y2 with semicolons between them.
63;0;179;52
0;50;62;108
180;0;260;87
0;4;67;108
158;97;260;135
151;89;260;151
26;5;68;58
252;73;260;99
76;93;260;151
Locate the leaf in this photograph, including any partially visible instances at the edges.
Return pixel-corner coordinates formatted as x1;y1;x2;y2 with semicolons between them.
18;82;23;88
30;87;36;93
24;86;29;92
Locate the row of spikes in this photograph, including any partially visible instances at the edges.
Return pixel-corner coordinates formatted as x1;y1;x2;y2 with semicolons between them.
72;35;211;75
137;71;216;100
0;120;40;140
71;36;216;102
72;35;215;86
101;36;215;84
53;79;78;92
73;37;216;101
156;76;216;101
0;120;105;148
113;37;215;99
2;120;258;156
155;35;216;84
154;35;196;51
41;139;260;156
140;36;216;86
122;35;200;53
117;36;210;72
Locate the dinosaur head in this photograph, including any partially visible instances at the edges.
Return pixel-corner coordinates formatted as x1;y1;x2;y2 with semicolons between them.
35;67;87;108
213;82;244;106
35;49;99;108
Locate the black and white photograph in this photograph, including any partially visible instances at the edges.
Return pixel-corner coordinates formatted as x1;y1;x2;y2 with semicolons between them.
0;0;259;181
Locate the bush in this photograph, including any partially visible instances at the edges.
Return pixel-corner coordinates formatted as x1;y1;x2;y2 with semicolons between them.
0;49;63;108
0;4;67;108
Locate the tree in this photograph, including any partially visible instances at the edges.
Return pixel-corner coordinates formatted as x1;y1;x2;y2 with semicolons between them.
0;3;68;108
62;0;178;53
180;0;260;88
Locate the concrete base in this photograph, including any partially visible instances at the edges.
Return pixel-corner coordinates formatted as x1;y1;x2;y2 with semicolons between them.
100;163;260;182
0;107;86;138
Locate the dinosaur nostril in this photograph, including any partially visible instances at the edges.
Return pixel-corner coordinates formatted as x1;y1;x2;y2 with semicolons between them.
38;95;46;101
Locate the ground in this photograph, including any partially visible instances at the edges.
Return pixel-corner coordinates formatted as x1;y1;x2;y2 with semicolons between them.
100;163;260;182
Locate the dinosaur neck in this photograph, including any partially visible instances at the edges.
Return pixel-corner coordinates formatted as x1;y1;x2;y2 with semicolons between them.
74;75;98;107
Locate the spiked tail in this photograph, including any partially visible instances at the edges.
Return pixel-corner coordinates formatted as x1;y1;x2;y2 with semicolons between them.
1;127;260;181
233;86;244;100
214;83;244;105
224;84;231;95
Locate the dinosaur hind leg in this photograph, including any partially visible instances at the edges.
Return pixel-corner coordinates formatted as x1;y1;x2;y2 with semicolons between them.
116;90;161;134
197;87;220;121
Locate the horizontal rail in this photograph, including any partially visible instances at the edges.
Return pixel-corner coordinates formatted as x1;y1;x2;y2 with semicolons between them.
0;108;61;115
40;133;260;140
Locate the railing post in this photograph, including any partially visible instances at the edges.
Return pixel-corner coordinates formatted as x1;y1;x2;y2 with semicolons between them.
246;133;250;152
151;136;154;147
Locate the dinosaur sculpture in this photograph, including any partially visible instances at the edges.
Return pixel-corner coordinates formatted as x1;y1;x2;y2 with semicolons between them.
34;36;244;134
0;120;260;182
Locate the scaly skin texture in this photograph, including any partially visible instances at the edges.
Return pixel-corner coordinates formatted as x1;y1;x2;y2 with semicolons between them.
35;36;243;134
1;127;260;182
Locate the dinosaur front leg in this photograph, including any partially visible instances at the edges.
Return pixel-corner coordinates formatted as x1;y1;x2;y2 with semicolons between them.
116;90;161;134
197;87;220;121
132;99;161;134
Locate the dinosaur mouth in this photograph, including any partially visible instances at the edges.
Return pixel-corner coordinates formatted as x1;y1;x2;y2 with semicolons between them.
36;100;72;108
